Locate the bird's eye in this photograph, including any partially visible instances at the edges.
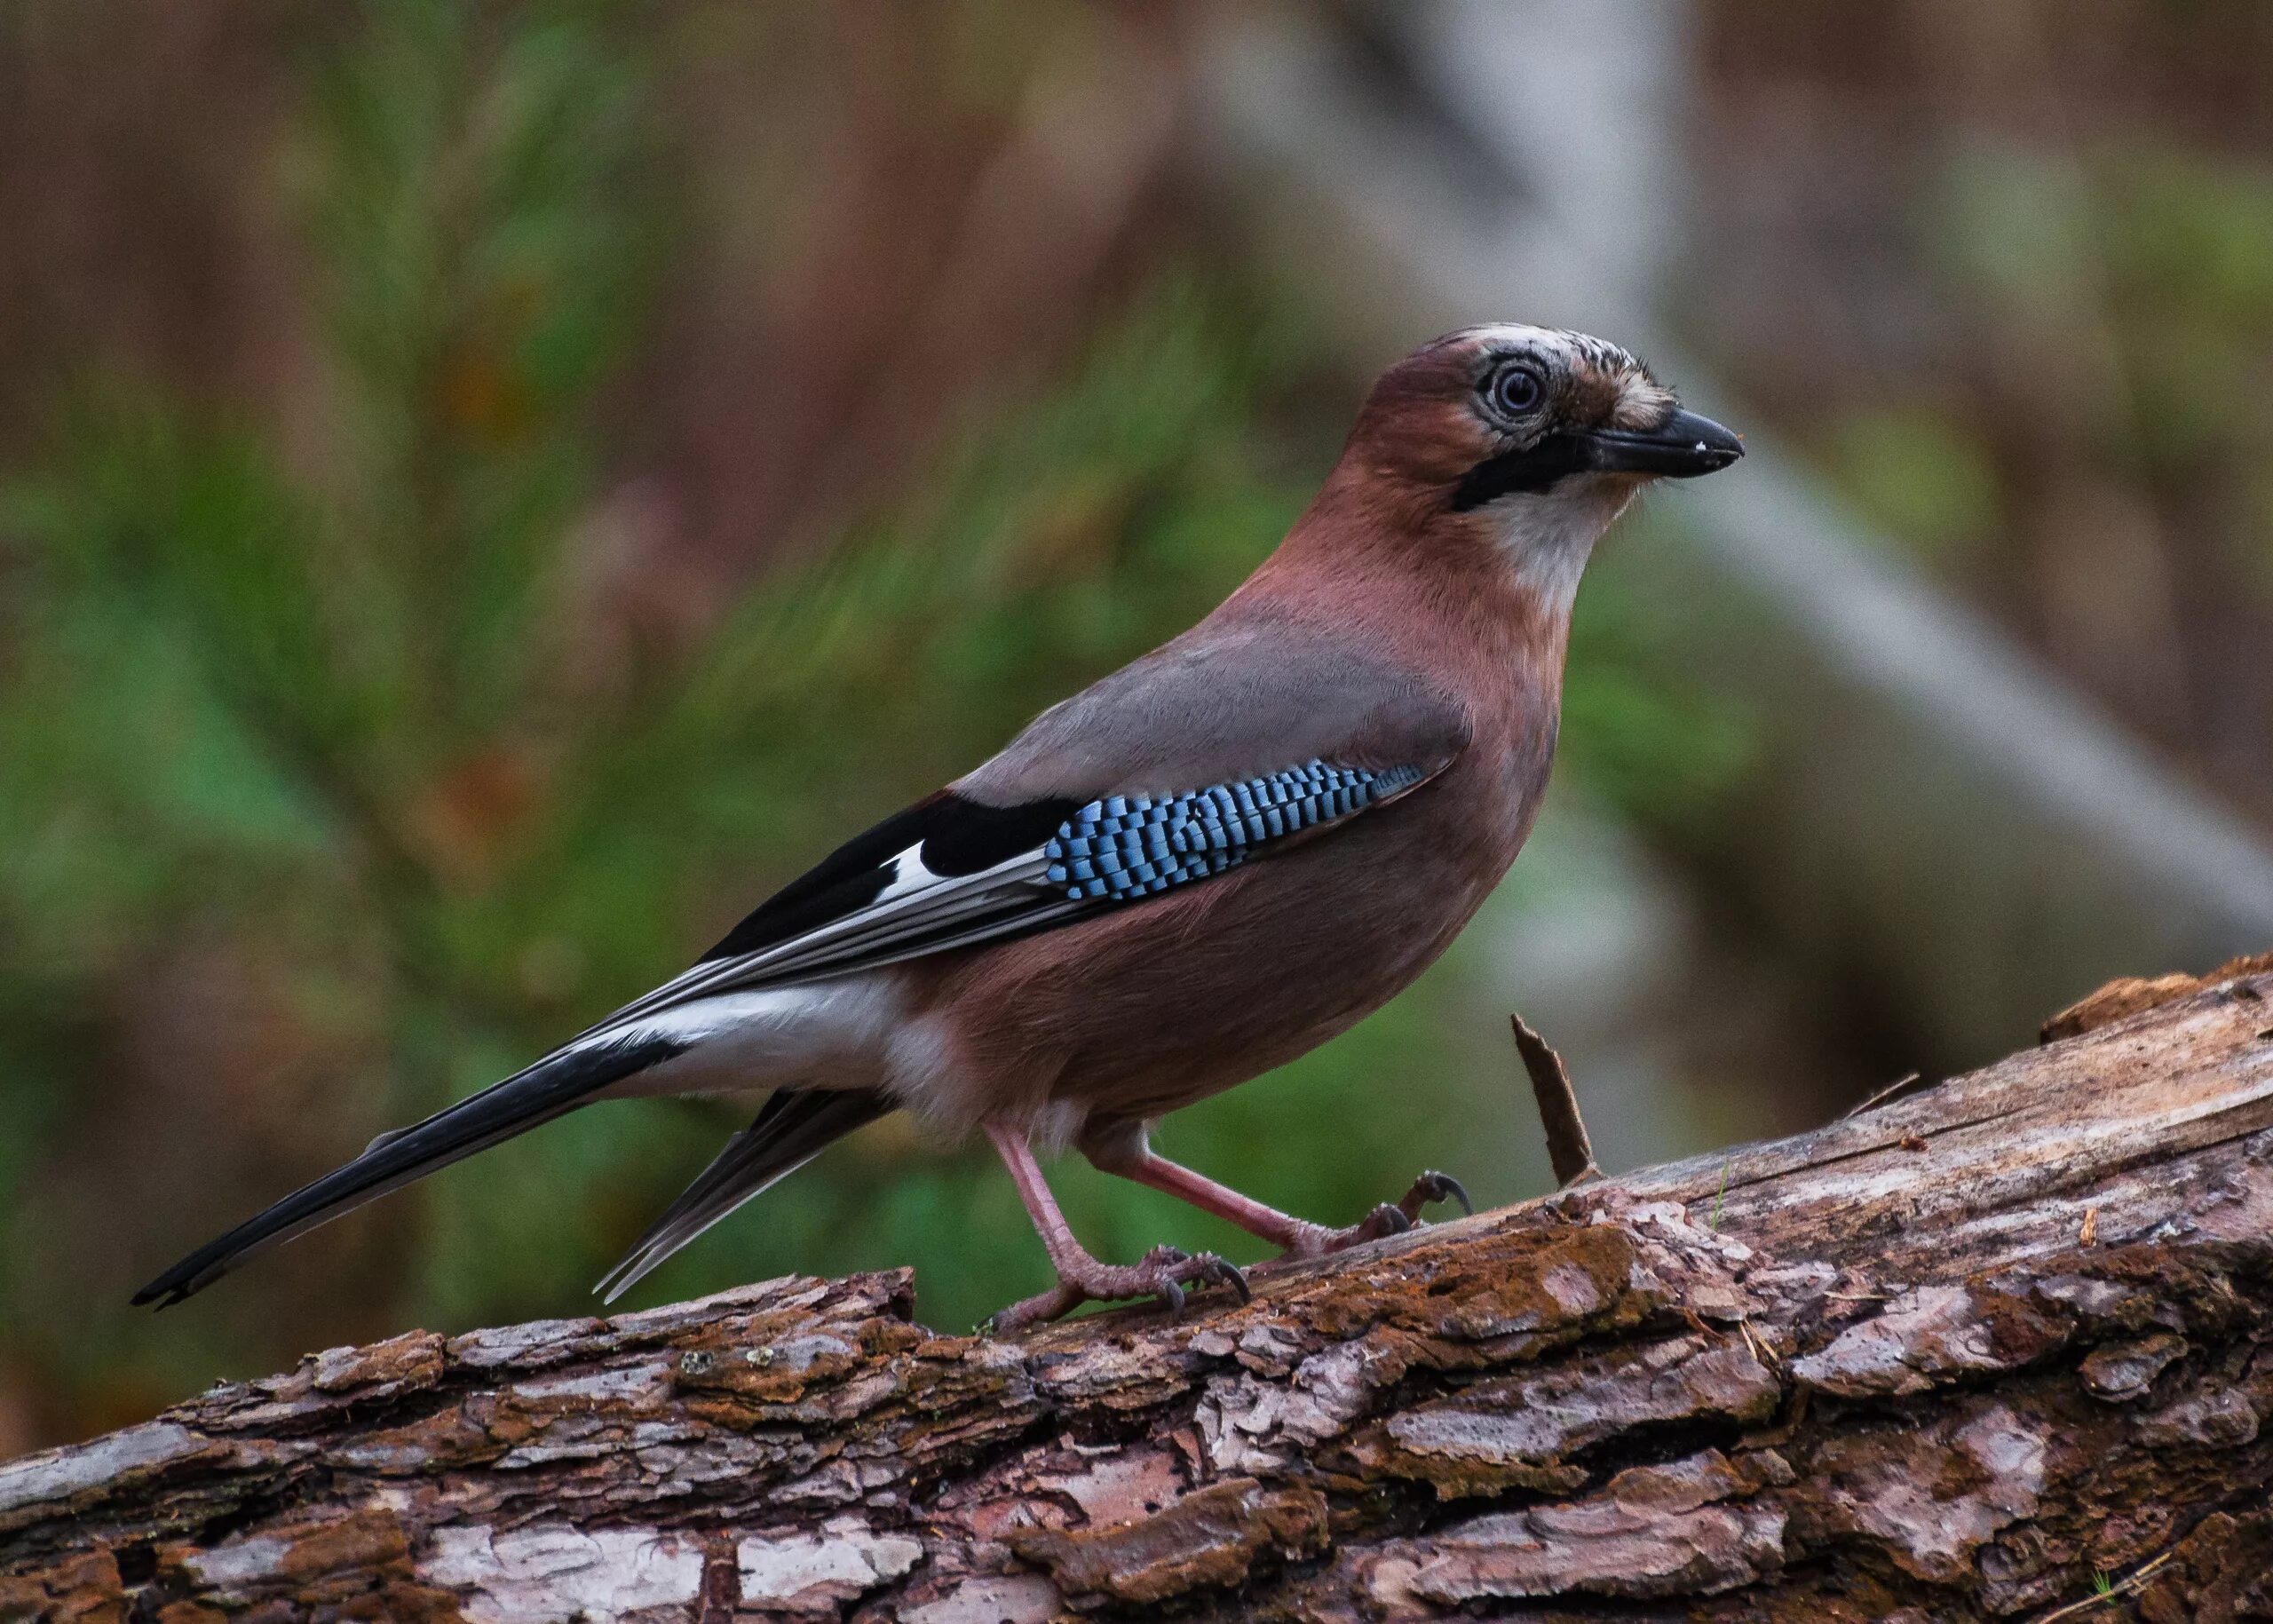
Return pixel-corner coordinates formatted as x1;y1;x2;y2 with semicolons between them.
1489;363;1544;417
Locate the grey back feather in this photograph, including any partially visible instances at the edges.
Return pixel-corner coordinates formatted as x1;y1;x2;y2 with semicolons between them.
959;614;1469;808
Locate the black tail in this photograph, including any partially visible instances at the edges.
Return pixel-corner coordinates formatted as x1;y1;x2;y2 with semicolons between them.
132;1034;687;1308
593;1088;891;1303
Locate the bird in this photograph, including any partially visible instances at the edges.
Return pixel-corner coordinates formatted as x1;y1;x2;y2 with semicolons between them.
135;324;1741;1330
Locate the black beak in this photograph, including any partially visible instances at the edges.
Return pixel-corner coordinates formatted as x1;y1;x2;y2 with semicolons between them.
1580;408;1744;479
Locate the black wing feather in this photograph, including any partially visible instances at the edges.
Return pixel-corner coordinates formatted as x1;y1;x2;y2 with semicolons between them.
700;791;1077;963
592;1088;893;1302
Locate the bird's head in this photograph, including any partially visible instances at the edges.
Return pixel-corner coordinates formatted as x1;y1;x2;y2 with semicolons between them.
1334;324;1742;610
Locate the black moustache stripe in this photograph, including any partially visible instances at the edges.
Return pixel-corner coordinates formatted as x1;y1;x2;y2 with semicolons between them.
1448;435;1591;511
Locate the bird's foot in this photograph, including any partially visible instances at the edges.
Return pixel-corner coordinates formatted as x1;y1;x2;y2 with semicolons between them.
1396;1168;1475;1223
985;1245;1249;1335
1281;1169;1474;1259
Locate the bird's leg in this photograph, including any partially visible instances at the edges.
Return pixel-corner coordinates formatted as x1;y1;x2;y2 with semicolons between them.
982;1121;1247;1334
1096;1145;1472;1262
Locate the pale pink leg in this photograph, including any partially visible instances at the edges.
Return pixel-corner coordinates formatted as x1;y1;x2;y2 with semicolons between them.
986;1121;1098;1282
983;1121;1247;1332
1112;1150;1316;1248
1100;1145;1473;1262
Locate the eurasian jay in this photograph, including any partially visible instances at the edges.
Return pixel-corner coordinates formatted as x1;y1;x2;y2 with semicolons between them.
136;325;1741;1329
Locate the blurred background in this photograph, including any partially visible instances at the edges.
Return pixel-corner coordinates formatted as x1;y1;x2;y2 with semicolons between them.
4;0;2272;1454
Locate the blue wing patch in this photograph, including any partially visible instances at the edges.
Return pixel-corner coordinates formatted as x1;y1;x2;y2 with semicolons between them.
1043;760;1427;903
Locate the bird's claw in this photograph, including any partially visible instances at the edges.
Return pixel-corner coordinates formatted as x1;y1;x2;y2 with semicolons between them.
1400;1169;1473;1221
984;1246;1249;1334
1138;1246;1249;1318
1292;1169;1474;1258
1194;1251;1253;1304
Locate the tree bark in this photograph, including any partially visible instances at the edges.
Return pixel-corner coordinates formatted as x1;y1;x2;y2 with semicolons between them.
4;957;2272;1623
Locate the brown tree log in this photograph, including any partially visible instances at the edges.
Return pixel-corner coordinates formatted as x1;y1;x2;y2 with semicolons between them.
4;957;2273;1623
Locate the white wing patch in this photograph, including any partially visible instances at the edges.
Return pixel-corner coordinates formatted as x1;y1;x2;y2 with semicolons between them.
873;844;944;902
571;842;1073;1049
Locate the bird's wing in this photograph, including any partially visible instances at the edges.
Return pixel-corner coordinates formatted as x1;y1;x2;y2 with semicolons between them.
583;625;1469;1038
588;759;1447;1040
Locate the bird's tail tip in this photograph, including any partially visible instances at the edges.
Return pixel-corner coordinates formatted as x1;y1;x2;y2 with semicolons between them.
127;1033;692;1311
130;1266;209;1311
590;1249;660;1307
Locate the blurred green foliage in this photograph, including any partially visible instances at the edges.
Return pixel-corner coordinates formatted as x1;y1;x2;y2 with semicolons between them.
1828;134;2273;590
2094;146;2273;501
1816;407;2002;566
1563;571;1757;832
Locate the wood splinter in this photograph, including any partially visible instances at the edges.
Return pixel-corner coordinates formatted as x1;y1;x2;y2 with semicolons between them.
1510;1013;1600;1188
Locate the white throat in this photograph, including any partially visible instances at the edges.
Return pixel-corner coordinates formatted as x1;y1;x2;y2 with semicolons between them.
1487;478;1637;616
